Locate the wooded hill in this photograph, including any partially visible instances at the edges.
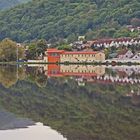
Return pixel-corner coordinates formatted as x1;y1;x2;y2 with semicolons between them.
0;0;140;42
0;0;30;10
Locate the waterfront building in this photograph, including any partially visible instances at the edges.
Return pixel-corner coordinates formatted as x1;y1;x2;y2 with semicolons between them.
44;48;105;63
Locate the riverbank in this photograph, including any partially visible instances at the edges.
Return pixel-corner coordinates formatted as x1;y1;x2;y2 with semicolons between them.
0;61;140;66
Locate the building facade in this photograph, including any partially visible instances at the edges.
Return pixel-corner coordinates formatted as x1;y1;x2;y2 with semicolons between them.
44;49;105;63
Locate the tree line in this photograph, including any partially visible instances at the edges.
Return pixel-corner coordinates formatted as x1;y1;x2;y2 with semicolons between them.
0;38;49;61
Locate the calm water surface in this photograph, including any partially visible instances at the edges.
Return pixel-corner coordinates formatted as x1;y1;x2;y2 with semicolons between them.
0;64;139;140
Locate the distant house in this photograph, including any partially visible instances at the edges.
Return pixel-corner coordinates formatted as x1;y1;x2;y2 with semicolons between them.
117;50;134;59
78;36;85;41
126;25;140;32
71;40;94;51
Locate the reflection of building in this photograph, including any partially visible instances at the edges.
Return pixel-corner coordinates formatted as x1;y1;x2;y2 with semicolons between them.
44;65;105;77
111;66;140;75
44;49;105;63
88;66;140;85
27;65;140;85
90;75;140;85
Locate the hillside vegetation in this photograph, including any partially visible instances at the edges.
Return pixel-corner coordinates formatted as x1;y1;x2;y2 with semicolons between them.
0;0;30;10
0;0;140;42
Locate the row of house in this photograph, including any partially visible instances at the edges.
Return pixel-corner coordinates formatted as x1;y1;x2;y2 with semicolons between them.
91;38;140;48
71;37;140;50
126;25;140;32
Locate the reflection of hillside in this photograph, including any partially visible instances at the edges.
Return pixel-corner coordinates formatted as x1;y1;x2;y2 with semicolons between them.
126;88;140;106
0;79;139;140
0;109;34;130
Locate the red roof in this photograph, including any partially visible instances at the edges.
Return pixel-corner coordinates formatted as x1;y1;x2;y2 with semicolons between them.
63;51;99;54
47;48;64;53
46;48;100;54
117;49;128;56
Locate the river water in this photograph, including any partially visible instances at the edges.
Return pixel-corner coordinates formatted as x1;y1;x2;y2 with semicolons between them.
0;64;139;140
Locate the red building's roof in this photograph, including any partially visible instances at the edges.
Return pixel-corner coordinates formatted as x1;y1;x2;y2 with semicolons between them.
64;51;99;54
47;48;64;53
46;48;100;54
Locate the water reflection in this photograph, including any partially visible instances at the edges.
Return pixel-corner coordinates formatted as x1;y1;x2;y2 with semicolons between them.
0;110;34;130
0;64;140;140
1;64;140;87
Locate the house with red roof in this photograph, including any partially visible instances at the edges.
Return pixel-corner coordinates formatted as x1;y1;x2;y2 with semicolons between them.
117;50;134;59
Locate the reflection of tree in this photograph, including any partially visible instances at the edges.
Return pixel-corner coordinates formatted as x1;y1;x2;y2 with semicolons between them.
0;65;26;88
0;65;17;88
35;73;47;88
26;67;47;88
106;68;117;76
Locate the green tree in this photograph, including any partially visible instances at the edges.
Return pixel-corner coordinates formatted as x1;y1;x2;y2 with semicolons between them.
57;44;72;51
0;38;24;61
26;43;37;60
36;39;48;57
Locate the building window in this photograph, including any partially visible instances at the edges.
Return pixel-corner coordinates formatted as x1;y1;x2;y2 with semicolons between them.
50;53;59;56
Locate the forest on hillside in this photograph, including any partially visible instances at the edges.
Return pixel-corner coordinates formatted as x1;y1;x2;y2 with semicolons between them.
0;0;140;42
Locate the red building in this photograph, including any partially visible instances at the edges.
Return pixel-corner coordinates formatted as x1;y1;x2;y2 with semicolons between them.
44;48;105;63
